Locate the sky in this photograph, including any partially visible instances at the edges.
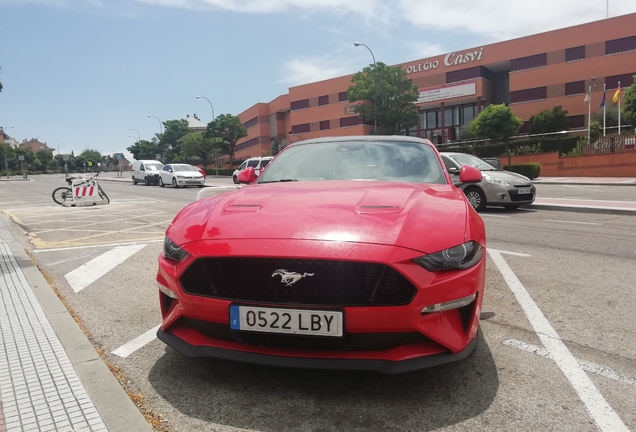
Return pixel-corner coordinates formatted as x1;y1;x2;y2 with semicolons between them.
1;0;636;160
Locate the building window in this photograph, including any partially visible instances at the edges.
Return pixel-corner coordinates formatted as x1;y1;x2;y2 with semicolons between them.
565;81;585;96
236;137;260;152
338;92;349;102
444;107;453;127
318;95;329;106
510;53;547;72
419;111;426;129
291;123;311;134
319;120;330;130
461;104;476;125
446;66;493;83
290;99;310;111
243;117;258;129
606;36;636;55
339;116;363;128
565;46;585;62
605;73;635;89
426;110;439;129
510;86;547;103
568;115;585;129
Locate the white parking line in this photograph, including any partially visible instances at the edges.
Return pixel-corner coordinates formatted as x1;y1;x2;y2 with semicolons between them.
546;219;602;226
488;249;628;432
65;243;147;293
479;214;511;218
112;325;160;358
33;239;163;253
503;339;636;387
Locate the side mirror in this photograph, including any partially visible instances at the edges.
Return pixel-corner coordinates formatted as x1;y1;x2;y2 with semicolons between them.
169;169;173;173
448;167;459;175
459;165;482;183
237;166;256;184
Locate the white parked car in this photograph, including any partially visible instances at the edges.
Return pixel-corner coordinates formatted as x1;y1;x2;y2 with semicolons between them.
232;157;273;184
158;164;205;188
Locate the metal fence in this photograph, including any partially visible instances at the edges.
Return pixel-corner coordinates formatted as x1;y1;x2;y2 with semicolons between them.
583;134;636;155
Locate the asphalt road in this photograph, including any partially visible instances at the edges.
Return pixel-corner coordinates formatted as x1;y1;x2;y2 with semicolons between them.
1;175;635;432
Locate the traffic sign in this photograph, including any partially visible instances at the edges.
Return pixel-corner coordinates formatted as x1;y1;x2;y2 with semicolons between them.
18;155;25;161
155;154;161;160
63;155;69;162
88;161;93;166
116;153;123;160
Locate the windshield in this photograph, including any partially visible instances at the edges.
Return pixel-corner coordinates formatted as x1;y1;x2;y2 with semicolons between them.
145;163;163;171
173;165;198;172
257;140;446;184
448;154;498;171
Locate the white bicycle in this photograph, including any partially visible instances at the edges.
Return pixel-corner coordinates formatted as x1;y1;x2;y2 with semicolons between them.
52;172;110;207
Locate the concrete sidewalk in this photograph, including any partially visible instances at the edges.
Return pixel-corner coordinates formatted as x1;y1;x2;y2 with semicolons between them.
0;217;153;432
533;176;636;186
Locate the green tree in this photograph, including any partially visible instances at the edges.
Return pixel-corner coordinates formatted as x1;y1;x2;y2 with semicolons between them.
127;140;160;160
470;104;523;164
529;105;570;135
620;75;636;129
47;160;59;171
36;149;53;166
206;114;248;163
79;149;102;169
596;103;619;129
270;138;281;156
179;132;219;167
347;62;419;135
160;119;191;162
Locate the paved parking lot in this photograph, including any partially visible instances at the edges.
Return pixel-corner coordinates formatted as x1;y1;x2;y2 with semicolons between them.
1;176;635;431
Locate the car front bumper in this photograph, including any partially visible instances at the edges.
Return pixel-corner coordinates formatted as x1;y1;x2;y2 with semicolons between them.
155;239;485;373
482;183;536;207
157;327;479;374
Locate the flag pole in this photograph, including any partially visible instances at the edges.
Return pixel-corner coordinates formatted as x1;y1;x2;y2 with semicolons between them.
618;81;621;135
603;83;606;136
587;85;591;144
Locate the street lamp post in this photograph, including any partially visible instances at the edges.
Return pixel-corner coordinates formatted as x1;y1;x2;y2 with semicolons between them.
354;42;378;133
2;126;14;178
129;128;141;141
195;96;215;122
147;115;163;135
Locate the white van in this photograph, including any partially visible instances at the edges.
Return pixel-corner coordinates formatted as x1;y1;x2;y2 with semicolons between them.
232;157;273;184
132;160;164;185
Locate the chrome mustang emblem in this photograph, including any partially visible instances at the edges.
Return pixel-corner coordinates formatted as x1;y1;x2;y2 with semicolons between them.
272;269;314;286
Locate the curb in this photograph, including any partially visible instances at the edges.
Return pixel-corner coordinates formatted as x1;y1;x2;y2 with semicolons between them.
0;215;154;432
534;181;636;187
528;204;636;216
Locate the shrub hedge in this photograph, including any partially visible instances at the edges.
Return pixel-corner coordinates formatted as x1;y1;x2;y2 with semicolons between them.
442;136;583;158
503;163;541;179
204;168;234;176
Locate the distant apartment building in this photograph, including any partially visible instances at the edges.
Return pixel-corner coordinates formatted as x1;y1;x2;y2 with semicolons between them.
19;139;55;153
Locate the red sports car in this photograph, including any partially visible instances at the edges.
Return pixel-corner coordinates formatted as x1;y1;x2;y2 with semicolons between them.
156;136;486;373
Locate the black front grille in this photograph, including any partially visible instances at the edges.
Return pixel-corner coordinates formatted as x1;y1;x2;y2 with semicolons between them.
511;193;534;202
180;317;431;351
180;258;417;306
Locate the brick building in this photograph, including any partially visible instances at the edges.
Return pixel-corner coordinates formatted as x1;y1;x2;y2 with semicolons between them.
230;13;636;164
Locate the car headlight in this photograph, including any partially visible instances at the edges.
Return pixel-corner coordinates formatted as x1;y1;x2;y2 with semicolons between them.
163;237;188;262
483;175;511;187
412;241;482;272
177;175;185;179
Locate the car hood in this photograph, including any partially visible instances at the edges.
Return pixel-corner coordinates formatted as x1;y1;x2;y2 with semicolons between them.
167;181;470;254
480;170;532;185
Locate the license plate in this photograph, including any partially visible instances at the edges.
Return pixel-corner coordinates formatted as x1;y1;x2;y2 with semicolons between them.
229;305;343;337
517;188;532;194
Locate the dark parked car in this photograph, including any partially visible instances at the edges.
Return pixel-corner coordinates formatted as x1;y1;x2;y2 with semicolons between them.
481;157;503;170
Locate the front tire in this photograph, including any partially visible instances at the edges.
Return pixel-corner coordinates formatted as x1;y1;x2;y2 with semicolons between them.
172;178;178;188
233;175;238;184
52;187;72;206
144;176;150;186
97;185;110;204
159;177;165;187
464;187;487;212
132;176;137;185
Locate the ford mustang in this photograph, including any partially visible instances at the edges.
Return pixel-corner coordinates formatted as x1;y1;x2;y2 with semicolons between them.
156;136;486;374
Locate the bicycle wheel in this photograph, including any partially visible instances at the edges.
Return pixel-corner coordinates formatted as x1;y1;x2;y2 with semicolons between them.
97;185;110;204
52;187;72;206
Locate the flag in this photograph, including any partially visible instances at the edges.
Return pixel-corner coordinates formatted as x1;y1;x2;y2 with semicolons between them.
600;90;606;108
584;86;592;103
612;83;621;103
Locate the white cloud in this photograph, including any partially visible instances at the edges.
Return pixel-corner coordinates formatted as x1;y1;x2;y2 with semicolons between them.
398;0;636;40
406;41;445;60
278;57;349;86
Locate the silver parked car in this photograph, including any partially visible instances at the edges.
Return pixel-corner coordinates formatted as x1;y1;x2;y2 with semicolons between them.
440;152;536;211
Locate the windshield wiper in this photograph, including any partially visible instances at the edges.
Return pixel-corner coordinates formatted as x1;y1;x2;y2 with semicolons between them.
259;179;299;183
